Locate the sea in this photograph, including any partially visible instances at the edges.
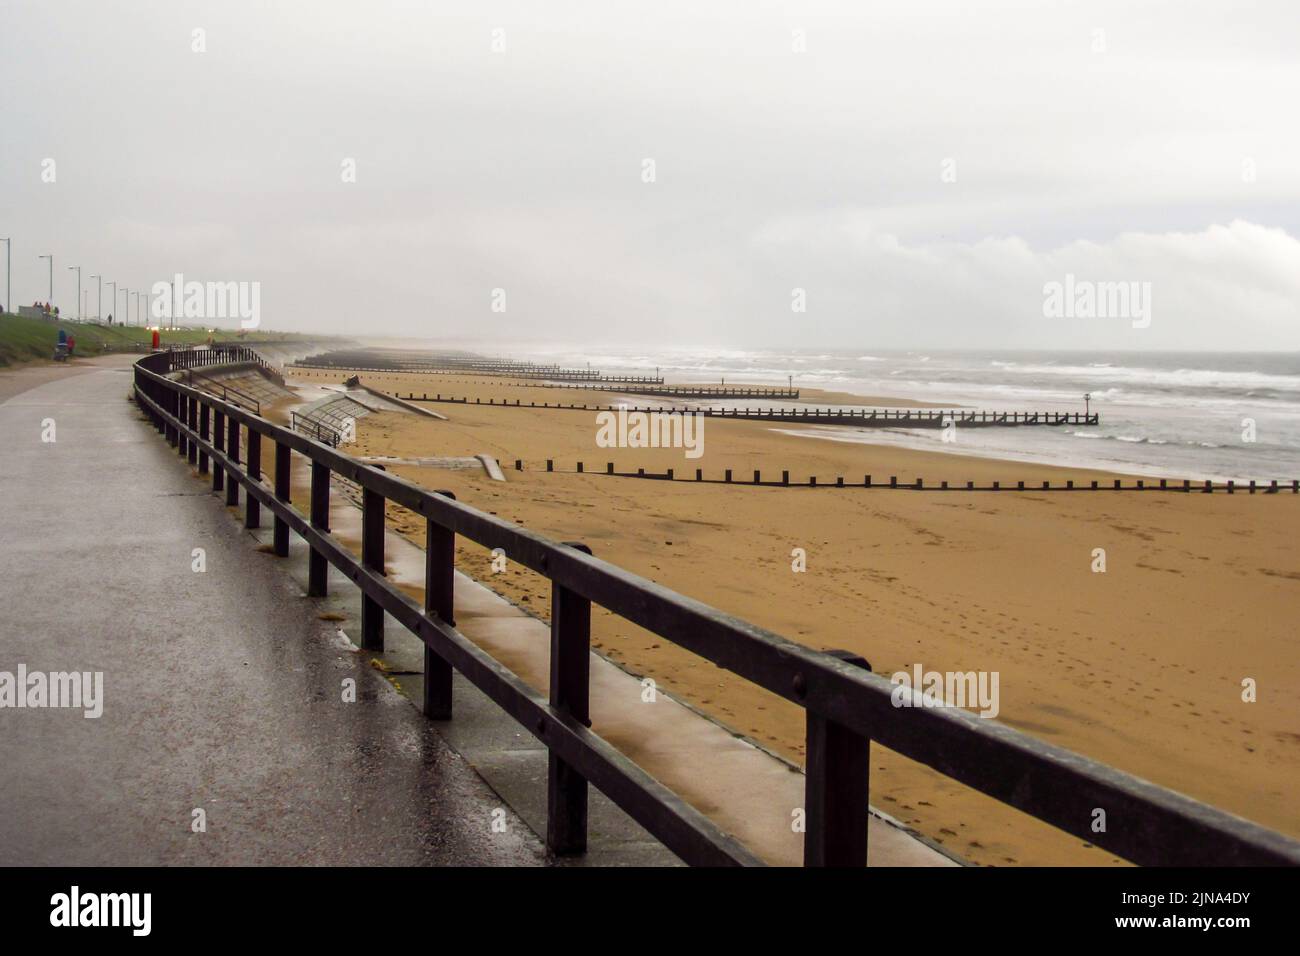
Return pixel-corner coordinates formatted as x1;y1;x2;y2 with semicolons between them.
498;347;1300;482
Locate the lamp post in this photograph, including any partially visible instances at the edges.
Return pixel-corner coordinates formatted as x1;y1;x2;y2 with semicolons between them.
38;253;53;305
1;238;10;314
90;274;102;321
120;287;129;329
67;265;81;320
107;281;116;324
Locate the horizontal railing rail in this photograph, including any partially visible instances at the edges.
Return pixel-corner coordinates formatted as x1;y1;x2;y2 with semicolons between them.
131;351;1300;868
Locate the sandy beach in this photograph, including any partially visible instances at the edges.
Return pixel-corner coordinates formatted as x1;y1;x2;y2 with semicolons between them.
284;366;1300;866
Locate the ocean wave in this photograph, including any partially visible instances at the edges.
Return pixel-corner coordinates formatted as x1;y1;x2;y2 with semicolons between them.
1070;432;1225;450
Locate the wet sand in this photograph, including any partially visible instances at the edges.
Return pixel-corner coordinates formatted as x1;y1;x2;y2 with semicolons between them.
284;366;1300;866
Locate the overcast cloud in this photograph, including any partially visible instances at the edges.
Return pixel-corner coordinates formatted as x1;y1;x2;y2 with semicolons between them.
2;1;1298;349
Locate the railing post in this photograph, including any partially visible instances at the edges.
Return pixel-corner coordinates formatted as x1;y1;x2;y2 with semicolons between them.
176;393;186;456
804;649;872;867
273;442;291;557
245;428;261;529
167;388;179;448
186;396;198;466
308;462;330;596
213;409;225;492
225;416;240;506
548;542;592;856
423;491;456;719
198;402;210;475
361;487;385;650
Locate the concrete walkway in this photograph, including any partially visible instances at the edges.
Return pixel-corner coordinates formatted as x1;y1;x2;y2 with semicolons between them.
0;360;546;865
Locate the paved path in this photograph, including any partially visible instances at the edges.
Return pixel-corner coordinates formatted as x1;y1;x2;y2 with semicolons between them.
0;361;546;865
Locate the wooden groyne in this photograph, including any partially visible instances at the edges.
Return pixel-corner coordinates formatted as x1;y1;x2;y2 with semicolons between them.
386;392;1099;429
509;382;802;399
513;460;1300;494
290;352;664;384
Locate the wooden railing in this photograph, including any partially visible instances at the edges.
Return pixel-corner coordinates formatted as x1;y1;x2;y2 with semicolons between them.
131;351;1300;867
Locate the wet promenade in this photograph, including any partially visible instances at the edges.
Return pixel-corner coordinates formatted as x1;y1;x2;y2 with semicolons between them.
0;358;546;865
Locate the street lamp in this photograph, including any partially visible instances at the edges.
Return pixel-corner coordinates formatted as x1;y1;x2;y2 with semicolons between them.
38;253;53;305
67;265;81;320
90;274;102;322
0;238;10;314
107;281;116;324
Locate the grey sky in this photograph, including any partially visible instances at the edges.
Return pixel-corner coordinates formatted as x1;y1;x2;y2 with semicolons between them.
3;0;1298;349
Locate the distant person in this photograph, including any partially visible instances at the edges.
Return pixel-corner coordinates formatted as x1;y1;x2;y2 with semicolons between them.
66;334;76;356
107;313;113;325
151;329;160;350
58;328;67;345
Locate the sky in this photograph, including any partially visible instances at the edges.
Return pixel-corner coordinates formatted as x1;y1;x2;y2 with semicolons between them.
2;0;1299;350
